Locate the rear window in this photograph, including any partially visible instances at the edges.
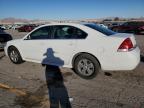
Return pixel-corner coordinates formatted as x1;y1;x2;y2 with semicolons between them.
84;23;116;36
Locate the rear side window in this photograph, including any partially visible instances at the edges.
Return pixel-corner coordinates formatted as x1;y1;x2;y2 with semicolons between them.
84;23;116;36
52;25;87;39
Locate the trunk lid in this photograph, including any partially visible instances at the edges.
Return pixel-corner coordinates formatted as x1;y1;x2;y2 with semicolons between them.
110;33;137;48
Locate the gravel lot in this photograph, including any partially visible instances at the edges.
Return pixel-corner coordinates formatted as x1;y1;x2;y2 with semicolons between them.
0;30;144;108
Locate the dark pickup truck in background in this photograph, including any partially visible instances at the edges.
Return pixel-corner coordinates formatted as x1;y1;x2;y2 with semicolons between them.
110;21;144;34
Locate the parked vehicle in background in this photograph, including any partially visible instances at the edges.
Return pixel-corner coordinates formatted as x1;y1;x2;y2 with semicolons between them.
111;21;144;34
0;29;12;49
5;23;140;79
18;25;37;32
97;23;108;29
108;22;121;28
11;25;22;30
0;25;6;30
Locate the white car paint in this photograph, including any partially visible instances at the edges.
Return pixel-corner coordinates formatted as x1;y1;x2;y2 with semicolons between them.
4;23;140;71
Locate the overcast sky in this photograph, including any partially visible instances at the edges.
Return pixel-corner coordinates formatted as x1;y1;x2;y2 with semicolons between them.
0;0;144;20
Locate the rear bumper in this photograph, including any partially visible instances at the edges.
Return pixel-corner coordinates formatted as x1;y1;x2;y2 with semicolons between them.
101;47;140;71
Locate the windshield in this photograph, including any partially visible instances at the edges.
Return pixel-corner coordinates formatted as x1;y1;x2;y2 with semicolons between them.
0;29;3;33
0;29;6;34
84;23;116;36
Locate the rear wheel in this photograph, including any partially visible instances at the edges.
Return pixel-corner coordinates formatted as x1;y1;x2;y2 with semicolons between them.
8;47;23;64
74;54;100;79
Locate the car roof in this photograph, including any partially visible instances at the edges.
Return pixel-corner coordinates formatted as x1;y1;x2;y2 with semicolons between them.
39;23;81;26
33;23;89;30
36;22;97;30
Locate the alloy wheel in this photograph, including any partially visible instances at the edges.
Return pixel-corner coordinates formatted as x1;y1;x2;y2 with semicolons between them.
77;59;95;76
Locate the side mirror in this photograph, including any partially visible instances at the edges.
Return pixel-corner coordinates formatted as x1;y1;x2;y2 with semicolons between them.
24;35;31;40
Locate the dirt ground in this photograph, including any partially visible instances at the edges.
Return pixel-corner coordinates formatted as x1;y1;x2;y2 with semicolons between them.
0;30;144;108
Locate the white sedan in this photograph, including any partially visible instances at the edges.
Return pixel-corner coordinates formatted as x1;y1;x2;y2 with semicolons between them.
4;23;140;79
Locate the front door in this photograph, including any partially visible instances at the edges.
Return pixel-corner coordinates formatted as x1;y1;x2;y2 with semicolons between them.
19;26;52;63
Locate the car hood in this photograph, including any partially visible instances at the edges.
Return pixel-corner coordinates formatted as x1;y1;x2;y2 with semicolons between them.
7;39;22;44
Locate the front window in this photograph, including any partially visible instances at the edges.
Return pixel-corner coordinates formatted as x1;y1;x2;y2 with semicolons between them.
84;23;116;36
29;26;51;40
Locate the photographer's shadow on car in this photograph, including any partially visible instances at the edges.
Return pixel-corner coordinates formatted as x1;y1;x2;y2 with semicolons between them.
0;49;5;60
42;48;72;108
141;55;144;62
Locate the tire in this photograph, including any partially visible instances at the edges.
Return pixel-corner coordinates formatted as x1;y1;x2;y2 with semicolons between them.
8;46;23;64
74;54;100;79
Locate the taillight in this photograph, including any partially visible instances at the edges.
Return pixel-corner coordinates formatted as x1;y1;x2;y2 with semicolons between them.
118;38;134;52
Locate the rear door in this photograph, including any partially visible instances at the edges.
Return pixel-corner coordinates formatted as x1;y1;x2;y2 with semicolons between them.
42;25;77;66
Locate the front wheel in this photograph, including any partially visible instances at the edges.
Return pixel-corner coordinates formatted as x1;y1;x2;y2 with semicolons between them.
8;47;23;64
74;54;100;79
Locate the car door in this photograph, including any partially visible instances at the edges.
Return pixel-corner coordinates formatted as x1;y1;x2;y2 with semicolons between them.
41;25;77;66
19;26;52;63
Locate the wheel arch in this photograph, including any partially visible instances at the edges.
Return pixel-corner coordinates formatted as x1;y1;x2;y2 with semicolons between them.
72;52;101;69
7;45;24;64
8;45;17;53
7;45;23;58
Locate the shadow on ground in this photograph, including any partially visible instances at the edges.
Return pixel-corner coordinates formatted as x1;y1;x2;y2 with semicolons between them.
43;48;71;108
141;55;144;62
13;48;72;108
0;49;4;52
45;65;71;108
0;54;5;60
0;49;5;59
